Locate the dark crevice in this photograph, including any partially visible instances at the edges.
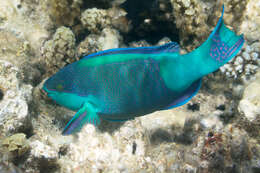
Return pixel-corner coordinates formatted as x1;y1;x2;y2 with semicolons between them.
187;103;200;111
216;104;226;111
38;158;60;173
19;124;34;139
120;0;180;45
58;145;68;158
81;0;111;9
132;141;137;155
0;89;3;101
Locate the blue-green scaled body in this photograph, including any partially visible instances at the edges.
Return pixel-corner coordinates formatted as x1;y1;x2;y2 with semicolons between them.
43;6;244;135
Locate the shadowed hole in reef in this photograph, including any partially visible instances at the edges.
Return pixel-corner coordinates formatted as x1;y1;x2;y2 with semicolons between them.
75;0;180;48
17;125;34;139
0;89;3;100
38;158;60;173
98;119;126;134
132;141;137;155
150;118;198;145
150;129;174;145
150;128;196;145
120;0;180;44
58;145;68;158
187;103;200;111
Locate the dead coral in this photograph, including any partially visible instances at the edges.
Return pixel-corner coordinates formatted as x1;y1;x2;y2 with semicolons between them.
42;26;76;74
170;0;248;50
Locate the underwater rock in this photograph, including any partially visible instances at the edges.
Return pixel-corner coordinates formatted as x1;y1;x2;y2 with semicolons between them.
97;28;122;51
0;60;32;134
170;0;220;49
170;0;247;50
0;30;44;87
56;121;148;172
200;111;224;131
29;140;58;160
42;0;83;27
77;27;122;57
0;162;23;173
220;41;260;79
80;7;129;34
239;70;260;121
77;34;102;57
0;0;49;55
2;133;29;158
0;30;33;67
81;8;110;33
121;0;178;44
0;0;259;172
42;26;76;74
20;139;60;173
194;126;256;173
240;0;260;42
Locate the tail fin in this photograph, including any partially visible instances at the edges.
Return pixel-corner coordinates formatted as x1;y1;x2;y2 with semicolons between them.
206;5;244;64
192;5;244;67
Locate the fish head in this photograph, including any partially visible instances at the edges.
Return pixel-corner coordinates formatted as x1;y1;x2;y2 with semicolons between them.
42;66;75;101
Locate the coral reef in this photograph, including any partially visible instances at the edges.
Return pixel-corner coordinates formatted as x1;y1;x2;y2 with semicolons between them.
2;133;29;158
239;70;260;121
220;41;260;79
45;0;83;26
0;162;23;173
240;0;260;42
0;0;260;172
0;60;32;135
80;8;111;33
42;27;76;74
80;7;130;34
77;27;122;57
0;0;50;55
170;0;247;50
121;0;178;44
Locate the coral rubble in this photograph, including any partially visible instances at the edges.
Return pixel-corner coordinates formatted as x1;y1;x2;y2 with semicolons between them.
0;0;260;172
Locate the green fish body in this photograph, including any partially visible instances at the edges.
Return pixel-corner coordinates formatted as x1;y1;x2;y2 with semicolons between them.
43;6;244;135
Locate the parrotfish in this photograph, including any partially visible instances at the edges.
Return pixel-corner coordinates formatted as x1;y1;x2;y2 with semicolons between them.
43;6;244;135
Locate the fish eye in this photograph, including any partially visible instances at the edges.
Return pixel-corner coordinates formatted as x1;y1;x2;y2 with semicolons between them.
56;84;64;91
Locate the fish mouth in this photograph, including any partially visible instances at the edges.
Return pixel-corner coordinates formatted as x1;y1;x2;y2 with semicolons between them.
41;85;48;95
41;88;51;100
41;85;55;97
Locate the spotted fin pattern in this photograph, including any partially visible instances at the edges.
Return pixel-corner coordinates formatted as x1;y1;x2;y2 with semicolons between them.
210;34;244;63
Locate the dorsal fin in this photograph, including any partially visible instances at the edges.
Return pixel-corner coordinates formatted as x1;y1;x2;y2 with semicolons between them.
83;42;180;59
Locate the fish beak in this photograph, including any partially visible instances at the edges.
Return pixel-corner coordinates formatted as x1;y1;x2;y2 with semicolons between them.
40;87;47;96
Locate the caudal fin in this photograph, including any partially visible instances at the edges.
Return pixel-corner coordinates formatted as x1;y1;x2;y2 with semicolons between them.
206;5;244;64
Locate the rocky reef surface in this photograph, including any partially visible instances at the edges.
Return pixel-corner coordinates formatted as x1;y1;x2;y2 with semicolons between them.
0;0;260;173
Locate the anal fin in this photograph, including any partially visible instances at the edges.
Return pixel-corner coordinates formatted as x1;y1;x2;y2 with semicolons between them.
62;102;100;135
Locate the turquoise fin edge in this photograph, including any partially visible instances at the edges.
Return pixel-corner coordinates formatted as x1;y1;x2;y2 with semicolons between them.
62;102;100;135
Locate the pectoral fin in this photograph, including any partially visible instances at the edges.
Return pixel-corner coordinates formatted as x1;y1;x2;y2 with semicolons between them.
62;102;100;135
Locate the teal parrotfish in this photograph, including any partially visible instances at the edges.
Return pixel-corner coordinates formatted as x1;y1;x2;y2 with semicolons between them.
43;6;244;135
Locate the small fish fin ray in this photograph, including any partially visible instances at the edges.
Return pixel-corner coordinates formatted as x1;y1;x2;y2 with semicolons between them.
163;78;202;110
83;42;180;59
62;102;100;135
202;5;244;64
